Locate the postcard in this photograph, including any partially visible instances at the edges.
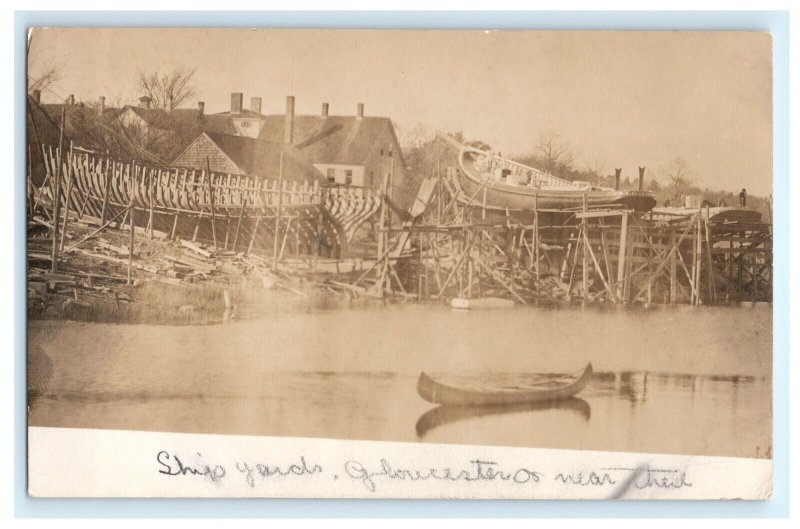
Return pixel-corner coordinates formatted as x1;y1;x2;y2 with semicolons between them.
26;28;773;499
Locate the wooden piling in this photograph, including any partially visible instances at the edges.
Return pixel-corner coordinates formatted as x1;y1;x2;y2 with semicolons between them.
50;109;66;274
128;171;136;286
616;211;628;301
58;142;75;252
272;152;284;269
205;157;219;251
581;193;588;300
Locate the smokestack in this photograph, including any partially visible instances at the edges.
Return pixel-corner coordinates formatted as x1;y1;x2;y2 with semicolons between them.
284;95;295;145
638;166;645;191
66;94;75;106
614;168;621;191
197;101;205;115
356;103;364;119
32;89;41;105
230;92;243;114
321;102;329;117
98;96;105;116
250;97;262;115
167;94;174;110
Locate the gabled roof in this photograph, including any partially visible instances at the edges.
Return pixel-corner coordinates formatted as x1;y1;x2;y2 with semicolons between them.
256;115;405;167
183;132;327;183
110;106;236;135
37;102;111;152
27;96;69;184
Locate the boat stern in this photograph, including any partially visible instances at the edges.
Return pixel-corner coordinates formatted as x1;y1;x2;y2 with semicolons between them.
614;190;657;212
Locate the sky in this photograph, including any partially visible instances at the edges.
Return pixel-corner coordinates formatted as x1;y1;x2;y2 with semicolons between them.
28;28;773;195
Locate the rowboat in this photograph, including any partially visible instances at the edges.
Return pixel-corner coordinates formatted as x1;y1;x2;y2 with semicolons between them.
415;397;590;437
455;145;656;212
417;363;593;406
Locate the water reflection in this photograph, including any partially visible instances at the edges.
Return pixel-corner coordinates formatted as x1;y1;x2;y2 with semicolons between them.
416;398;591;438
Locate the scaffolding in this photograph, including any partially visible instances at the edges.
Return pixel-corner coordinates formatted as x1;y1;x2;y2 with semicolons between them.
360;167;772;305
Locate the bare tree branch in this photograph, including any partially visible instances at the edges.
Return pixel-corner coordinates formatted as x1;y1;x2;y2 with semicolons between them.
28;62;63;93
137;66;197;109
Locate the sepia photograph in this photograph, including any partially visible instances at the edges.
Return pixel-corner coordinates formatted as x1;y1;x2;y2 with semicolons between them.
25;28;774;498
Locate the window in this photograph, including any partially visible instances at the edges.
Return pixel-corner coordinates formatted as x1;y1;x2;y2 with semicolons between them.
326;168;335;183
388;150;393;157
345;169;353;185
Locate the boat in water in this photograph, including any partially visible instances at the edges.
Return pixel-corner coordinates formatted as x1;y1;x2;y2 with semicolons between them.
417;363;593;406
454;145;656;213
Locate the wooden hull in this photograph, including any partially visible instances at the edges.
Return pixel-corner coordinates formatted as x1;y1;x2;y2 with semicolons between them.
457;148;656;212
417;363;593;406
34;147;383;258
652;206;762;224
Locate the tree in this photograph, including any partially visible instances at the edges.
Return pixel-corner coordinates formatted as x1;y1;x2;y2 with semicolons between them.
137;66;197;110
28;60;63;94
536;130;574;177
662;157;695;192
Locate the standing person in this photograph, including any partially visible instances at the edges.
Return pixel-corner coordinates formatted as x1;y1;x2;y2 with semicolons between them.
739;188;747;207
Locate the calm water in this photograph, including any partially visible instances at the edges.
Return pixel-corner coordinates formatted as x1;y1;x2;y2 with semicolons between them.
28;301;772;459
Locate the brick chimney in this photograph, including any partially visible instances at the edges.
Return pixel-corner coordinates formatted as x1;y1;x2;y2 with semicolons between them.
284;95;295;145
66;94;75;106
98;96;105;116
250;97;262;115
230;92;243;114
32;89;41;105
197;101;205;115
321;102;329;117
167;94;174;110
356;102;364;119
138;95;152;109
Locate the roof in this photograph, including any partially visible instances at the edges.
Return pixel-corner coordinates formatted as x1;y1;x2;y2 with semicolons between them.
27;96;69;184
185;132;327;183
38;102;110;152
256;115;405;167
110;106;236;135
214;109;265;119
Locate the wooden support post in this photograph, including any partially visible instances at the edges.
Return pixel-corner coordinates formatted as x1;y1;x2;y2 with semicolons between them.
617;211;628;301
581;193;588;301
534;201;540;297
272;152;284;269
232;194;247;251
148;168;155;238
100;161;112;226
58;142;75;252
669;229;677;303
50;109;66;274
63;205;129;254
704;210;716;302
248;215;262;254
128;172;136;286
205;157;219;251
697;211;703;305
647;225;653;305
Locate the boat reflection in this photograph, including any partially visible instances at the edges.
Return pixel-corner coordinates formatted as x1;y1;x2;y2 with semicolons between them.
415;397;591;438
